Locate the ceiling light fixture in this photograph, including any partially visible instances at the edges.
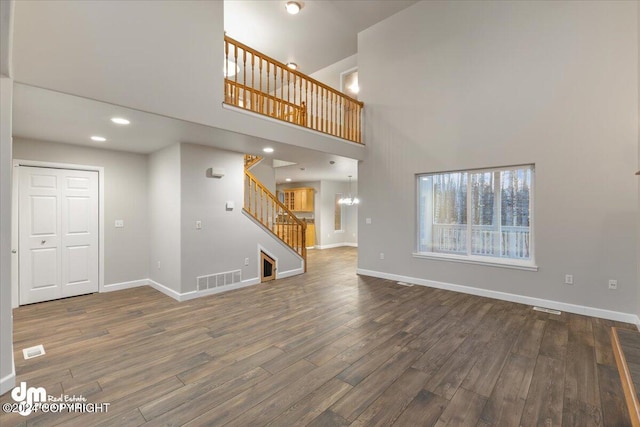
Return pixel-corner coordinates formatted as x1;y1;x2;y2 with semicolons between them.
111;117;130;125
263;147;274;153
338;175;360;206
285;1;302;15
286;62;298;71
285;178;292;182
91;136;106;142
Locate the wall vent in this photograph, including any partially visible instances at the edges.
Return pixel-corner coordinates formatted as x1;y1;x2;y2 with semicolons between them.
533;306;562;315
196;269;242;291
23;344;45;360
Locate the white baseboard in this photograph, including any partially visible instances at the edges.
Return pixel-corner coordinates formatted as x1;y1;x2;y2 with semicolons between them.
102;279;148;293
147;279;183;302
180;278;261;301
147;278;263;302
316;243;358;249
277;267;304;279
357;268;640;327
0;367;15;396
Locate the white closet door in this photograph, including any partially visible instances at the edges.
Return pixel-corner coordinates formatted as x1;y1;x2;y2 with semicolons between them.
19;167;98;305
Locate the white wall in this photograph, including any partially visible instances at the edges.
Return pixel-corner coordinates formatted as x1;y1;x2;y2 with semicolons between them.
180;143;303;293
319;180;358;248
11;0;365;162
148;144;181;292
0;77;15;395
358;1;639;317
310;54;358;92
13;138;150;286
250;159;276;194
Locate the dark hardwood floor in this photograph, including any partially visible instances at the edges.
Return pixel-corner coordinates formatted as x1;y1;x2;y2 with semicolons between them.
0;247;635;426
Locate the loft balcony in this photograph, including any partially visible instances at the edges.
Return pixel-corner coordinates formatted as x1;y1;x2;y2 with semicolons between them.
224;36;364;144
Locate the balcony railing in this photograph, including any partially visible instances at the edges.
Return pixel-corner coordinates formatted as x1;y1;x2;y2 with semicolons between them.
431;224;530;259
224;36;364;144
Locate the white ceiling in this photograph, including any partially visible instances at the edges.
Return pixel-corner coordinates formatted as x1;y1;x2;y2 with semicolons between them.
12;83;358;182
224;0;418;74
12;1;418;183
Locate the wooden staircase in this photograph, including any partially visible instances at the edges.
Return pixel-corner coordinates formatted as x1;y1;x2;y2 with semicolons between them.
243;155;306;272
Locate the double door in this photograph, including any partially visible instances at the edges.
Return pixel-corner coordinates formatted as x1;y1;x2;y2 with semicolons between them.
19;166;99;305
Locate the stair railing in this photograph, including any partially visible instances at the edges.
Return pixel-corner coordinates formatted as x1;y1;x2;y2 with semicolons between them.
225;35;364;144
244;169;306;271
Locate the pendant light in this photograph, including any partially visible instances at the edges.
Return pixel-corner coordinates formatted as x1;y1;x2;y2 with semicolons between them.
338;176;359;206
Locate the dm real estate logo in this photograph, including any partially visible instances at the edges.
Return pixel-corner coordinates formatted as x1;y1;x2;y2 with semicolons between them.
10;382;46;416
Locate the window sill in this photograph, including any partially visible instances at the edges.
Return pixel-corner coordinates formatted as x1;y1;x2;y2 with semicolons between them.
412;252;538;272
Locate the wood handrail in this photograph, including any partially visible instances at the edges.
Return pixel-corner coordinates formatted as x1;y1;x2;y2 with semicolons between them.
224;35;363;144
244;169;306;271
226;35;363;108
612;327;640;427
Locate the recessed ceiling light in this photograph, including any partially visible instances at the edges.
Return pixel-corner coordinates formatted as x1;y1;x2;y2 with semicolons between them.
286;62;298;71
91;136;106;142
285;178;292;182
263;147;274;153
285;1;302;15
111;117;130;125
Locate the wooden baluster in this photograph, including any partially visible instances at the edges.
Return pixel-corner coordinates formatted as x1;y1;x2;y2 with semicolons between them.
357;104;361;143
332;91;335;136
224;40;229;102
233;44;238;106
266;62;270;116
287;69;290;115
250;52;255;111
323;88;327;133
314;83;317;131
242;49;247;108
259;58;263;114
293;73;297;121
347;101;355;141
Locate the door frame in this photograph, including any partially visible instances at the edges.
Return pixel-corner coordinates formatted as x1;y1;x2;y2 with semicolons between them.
11;160;105;308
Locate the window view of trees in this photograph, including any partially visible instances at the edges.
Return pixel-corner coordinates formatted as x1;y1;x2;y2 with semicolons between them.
418;166;533;261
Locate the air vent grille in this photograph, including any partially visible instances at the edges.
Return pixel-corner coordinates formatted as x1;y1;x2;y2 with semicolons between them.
196;270;242;291
23;344;45;360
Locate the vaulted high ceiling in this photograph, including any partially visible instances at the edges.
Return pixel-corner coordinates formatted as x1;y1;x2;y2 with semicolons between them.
224;0;418;74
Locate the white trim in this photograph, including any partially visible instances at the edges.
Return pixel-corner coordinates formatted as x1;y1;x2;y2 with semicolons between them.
412;252;538;272
277;267;304;279
356;268;640;327
316;242;358;250
12;160;105;307
0;366;15;395
147;279;183;302
180;278;261;301
103;279;148;292
222;103;366;148
146;278;262;302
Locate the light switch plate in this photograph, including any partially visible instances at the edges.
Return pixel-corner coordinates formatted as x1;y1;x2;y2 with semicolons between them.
226;201;235;210
115;220;124;228
196;220;202;230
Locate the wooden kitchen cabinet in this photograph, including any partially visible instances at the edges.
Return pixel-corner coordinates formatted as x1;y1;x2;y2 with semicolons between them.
282;188;314;212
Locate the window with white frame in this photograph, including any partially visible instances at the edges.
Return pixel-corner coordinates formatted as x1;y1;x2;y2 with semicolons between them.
417;165;535;268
